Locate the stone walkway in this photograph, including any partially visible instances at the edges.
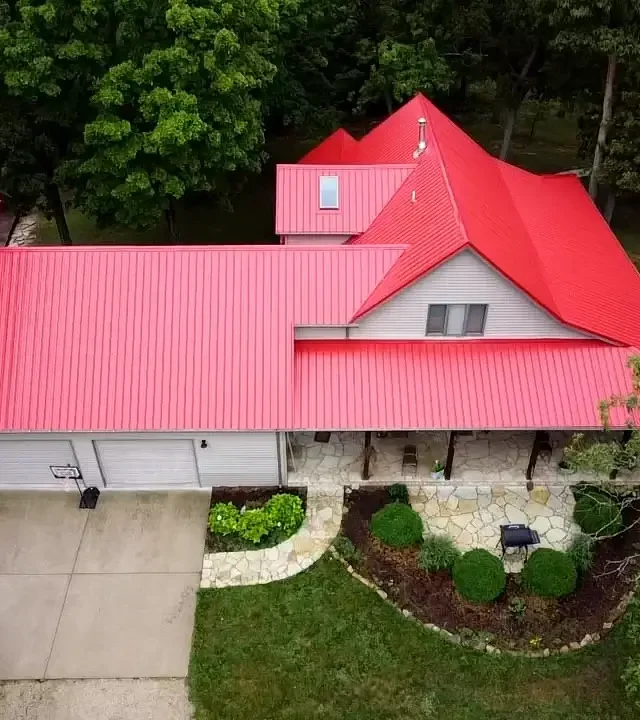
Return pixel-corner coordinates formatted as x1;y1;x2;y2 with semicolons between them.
200;485;343;588
410;484;580;571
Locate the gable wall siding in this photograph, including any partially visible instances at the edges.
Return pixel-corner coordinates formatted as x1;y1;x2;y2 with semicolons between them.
295;326;348;339
284;234;351;245
350;249;590;340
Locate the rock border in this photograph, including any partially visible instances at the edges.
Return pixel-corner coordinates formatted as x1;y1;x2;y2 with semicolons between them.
329;547;635;657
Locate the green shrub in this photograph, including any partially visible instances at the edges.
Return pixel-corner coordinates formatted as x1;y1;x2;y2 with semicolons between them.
418;534;460;572
333;534;363;566
388;483;409;504
567;533;596;574
521;549;577;598
265;493;305;535
452;549;506;604
625;596;640;651
622;657;640;711
370;502;424;547
574;493;623;537
208;502;240;535
237;508;274;544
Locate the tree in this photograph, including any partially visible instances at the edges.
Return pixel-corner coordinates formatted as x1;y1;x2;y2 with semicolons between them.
545;0;640;199
0;0;116;243
69;0;281;240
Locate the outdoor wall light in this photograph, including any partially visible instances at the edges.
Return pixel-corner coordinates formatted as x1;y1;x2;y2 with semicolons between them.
200;440;208;449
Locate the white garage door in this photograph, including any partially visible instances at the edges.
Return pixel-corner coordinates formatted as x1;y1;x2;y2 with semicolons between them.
0;440;77;489
95;439;200;488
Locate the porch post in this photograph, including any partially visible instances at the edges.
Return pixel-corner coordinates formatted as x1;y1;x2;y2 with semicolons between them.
362;431;372;480
444;431;457;480
609;429;634;480
526;431;545;481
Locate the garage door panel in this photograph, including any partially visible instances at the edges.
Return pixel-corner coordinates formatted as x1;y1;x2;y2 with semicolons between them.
96;439;199;488
198;433;278;486
0;441;75;488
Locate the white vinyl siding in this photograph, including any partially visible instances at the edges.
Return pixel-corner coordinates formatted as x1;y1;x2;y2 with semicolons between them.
96;439;200;488
350;249;591;340
283;234;350;245
295;326;348;339
0;440;77;489
196;432;278;486
0;431;281;489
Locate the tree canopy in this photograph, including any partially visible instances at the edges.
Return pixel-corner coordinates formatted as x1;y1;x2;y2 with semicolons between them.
0;0;639;238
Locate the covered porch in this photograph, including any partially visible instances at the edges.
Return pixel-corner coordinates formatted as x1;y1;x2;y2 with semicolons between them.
286;429;638;486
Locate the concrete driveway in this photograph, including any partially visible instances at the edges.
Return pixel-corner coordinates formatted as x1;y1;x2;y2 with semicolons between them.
0;490;210;680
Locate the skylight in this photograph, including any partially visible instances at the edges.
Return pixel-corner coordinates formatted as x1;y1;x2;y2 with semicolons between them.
319;176;339;209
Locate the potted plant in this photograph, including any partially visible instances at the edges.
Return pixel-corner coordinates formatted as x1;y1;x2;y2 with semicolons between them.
558;459;576;475
431;459;445;480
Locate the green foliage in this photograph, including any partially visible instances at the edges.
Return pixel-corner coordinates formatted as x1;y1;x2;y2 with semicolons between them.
370;502;424;547
508;597;527;619
333;534;363;566
565;432;638;475
208;502;240;535
388;483;409;504
567;533;596;574
237;508;275;544
358;38;453;111
521;548;578;598
574;492;624;537
265;493;305;535
73;0;281;231
418;534;460;572
452;549;506;604
622;657;640;711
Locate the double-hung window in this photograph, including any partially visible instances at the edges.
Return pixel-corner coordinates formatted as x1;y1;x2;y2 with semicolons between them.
426;304;487;336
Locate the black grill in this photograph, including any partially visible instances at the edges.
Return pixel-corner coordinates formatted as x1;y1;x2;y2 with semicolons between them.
500;524;540;559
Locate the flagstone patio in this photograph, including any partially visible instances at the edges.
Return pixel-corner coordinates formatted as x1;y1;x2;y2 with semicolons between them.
407;483;580;571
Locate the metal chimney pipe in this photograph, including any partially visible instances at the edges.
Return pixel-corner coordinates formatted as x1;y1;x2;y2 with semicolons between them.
413;117;427;159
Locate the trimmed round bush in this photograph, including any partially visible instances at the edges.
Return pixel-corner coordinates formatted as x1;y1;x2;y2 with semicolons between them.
521;548;577;598
370;502;424;547
388;483;409;504
574;492;623;537
237;508;274;544
419;534;460;572
452;549;506;603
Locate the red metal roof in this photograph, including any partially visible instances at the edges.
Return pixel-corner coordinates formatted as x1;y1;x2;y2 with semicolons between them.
299;129;358;164
275;164;414;235
0;246;402;432
331;95;640;345
294;340;637;430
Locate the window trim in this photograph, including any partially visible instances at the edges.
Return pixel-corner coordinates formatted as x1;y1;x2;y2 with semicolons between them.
319;175;339;209
425;303;488;337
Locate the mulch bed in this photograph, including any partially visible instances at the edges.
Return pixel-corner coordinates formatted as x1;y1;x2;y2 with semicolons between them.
343;487;640;650
205;486;307;553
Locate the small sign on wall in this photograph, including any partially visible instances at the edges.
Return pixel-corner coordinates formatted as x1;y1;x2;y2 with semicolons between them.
50;465;82;480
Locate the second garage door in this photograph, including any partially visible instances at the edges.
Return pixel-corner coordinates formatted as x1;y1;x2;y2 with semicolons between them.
95;439;200;488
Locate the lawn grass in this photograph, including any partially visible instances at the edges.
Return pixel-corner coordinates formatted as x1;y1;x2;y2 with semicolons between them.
189;556;632;720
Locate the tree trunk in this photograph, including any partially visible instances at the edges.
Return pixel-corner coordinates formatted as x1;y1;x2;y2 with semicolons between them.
5;211;22;247
604;188;616;225
383;86;393;115
46;183;71;245
165;198;179;243
500;107;518;160
499;44;539;161
589;53;617;200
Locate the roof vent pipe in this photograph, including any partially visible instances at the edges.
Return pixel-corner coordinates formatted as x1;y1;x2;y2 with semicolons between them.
413;117;427;159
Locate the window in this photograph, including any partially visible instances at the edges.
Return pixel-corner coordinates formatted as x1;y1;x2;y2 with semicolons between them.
426;304;446;334
426;304;487;336
319;176;339;209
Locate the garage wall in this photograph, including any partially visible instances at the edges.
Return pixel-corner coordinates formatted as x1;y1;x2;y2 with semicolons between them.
0;431;281;489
